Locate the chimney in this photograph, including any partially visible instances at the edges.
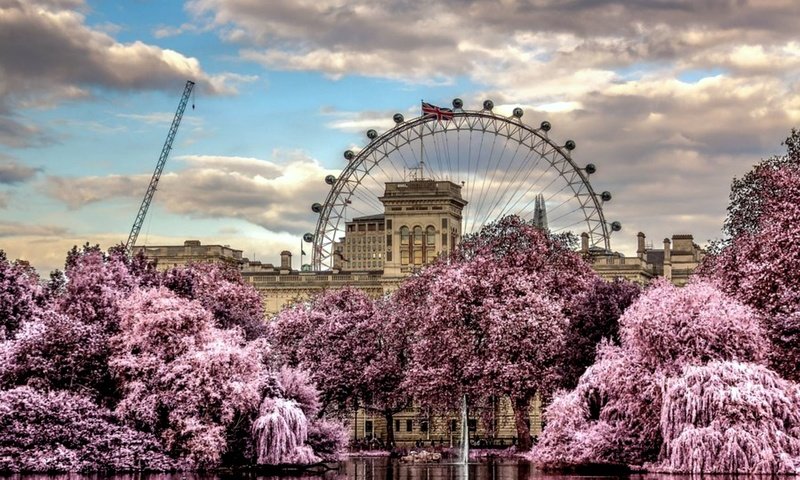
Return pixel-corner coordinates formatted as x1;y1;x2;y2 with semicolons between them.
663;238;672;282
637;232;646;258
580;232;589;253
280;250;292;272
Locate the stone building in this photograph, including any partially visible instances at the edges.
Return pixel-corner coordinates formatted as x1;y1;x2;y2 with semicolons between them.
585;231;705;285
132;240;243;271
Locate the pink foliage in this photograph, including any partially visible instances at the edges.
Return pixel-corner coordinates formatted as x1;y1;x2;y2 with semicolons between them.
654;361;800;474
0;310;107;394
0;246;340;471
700;141;800;380
620;279;769;374
163;262;265;339
0;386;173;472
60;248;136;330
112;287;267;468
406;258;568;408
270;287;400;415
276;366;321;418
559;277;641;389
400;216;595;450
533;280;771;469
306;418;349;461
0;250;43;339
252;397;319;465
531;342;662;468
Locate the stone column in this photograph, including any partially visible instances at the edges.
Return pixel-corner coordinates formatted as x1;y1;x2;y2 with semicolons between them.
280;250;292;272
663;238;672;282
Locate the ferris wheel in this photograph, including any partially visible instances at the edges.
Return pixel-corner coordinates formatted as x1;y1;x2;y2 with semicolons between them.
306;98;620;271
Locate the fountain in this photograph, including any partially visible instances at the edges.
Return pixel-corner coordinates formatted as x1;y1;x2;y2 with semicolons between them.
459;394;469;464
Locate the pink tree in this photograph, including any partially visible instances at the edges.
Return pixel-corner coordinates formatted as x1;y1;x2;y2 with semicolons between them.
620;279;768;374
699;130;800;380
655;361;800;474
0;250;44;339
59;246;136;330
0;386;173;472
401;216;596;451
0;310;107;395
532;279;771;469
270;287;410;447
111;287;268;468
531;341;662;468
558;277;641;389
163;262;265;340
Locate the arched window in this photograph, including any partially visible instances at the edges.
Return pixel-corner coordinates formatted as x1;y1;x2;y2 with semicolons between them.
400;226;410;265
413;226;423;265
425;226;437;263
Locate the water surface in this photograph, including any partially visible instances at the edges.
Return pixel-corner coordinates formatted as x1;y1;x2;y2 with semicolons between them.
0;456;698;480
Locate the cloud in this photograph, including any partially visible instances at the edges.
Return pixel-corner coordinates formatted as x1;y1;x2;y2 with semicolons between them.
0;158;40;184
0;220;69;238
43;151;337;234
321;108;399;133
0;0;251;147
0;229;306;276
189;1;800;81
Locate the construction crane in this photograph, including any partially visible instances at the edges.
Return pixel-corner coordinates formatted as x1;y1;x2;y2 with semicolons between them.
125;80;195;253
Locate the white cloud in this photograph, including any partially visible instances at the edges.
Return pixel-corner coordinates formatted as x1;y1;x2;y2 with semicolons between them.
0;0;249;146
43;151;338;234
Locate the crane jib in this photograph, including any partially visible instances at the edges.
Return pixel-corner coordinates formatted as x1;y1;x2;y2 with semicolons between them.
125;80;195;254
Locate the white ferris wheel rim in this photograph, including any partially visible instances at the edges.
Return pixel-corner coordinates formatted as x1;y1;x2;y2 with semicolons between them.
310;107;612;271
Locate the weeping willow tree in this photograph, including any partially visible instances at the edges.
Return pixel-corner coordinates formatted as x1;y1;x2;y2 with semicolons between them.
252;397;319;465
657;361;800;474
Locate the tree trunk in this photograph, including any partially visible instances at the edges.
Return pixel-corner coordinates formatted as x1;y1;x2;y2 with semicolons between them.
384;411;395;449
512;396;532;451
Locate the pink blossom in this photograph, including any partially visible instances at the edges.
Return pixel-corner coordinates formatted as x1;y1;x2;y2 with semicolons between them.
654;361;800;474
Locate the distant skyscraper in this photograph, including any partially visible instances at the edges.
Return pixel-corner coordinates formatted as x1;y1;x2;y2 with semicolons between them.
533;193;548;230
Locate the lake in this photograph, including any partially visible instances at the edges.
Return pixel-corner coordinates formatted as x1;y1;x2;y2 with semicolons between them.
0;457;696;480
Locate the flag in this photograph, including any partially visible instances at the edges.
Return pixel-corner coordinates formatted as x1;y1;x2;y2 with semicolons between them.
422;101;454;121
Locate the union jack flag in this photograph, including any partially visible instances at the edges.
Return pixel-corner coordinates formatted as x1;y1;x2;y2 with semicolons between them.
421;101;454;121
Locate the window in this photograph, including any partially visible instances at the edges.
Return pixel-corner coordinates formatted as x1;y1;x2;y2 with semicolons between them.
426;226;437;263
386;219;392;229
413;226;423;265
395;419;400;432
468;419;477;432
366;420;374;438
386;234;392;247
449;420;457;432
400;226;410;265
406;419;413;432
420;420;429;433
441;218;448;228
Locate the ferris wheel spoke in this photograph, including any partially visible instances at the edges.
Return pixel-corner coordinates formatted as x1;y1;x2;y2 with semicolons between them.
311;107;612;270
476;129;526;229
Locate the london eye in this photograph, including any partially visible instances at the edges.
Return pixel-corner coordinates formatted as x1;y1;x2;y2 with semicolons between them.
308;99;619;271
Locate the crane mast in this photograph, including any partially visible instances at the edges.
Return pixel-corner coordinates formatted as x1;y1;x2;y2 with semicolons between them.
125;80;195;253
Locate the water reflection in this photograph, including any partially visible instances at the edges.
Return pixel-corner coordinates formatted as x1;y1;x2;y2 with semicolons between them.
1;457;734;480
338;457;615;480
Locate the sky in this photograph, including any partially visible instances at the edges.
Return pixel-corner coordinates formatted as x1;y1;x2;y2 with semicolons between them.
1;0;799;274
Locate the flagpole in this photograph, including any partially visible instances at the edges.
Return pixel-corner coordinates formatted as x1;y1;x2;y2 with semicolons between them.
420;99;424;179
